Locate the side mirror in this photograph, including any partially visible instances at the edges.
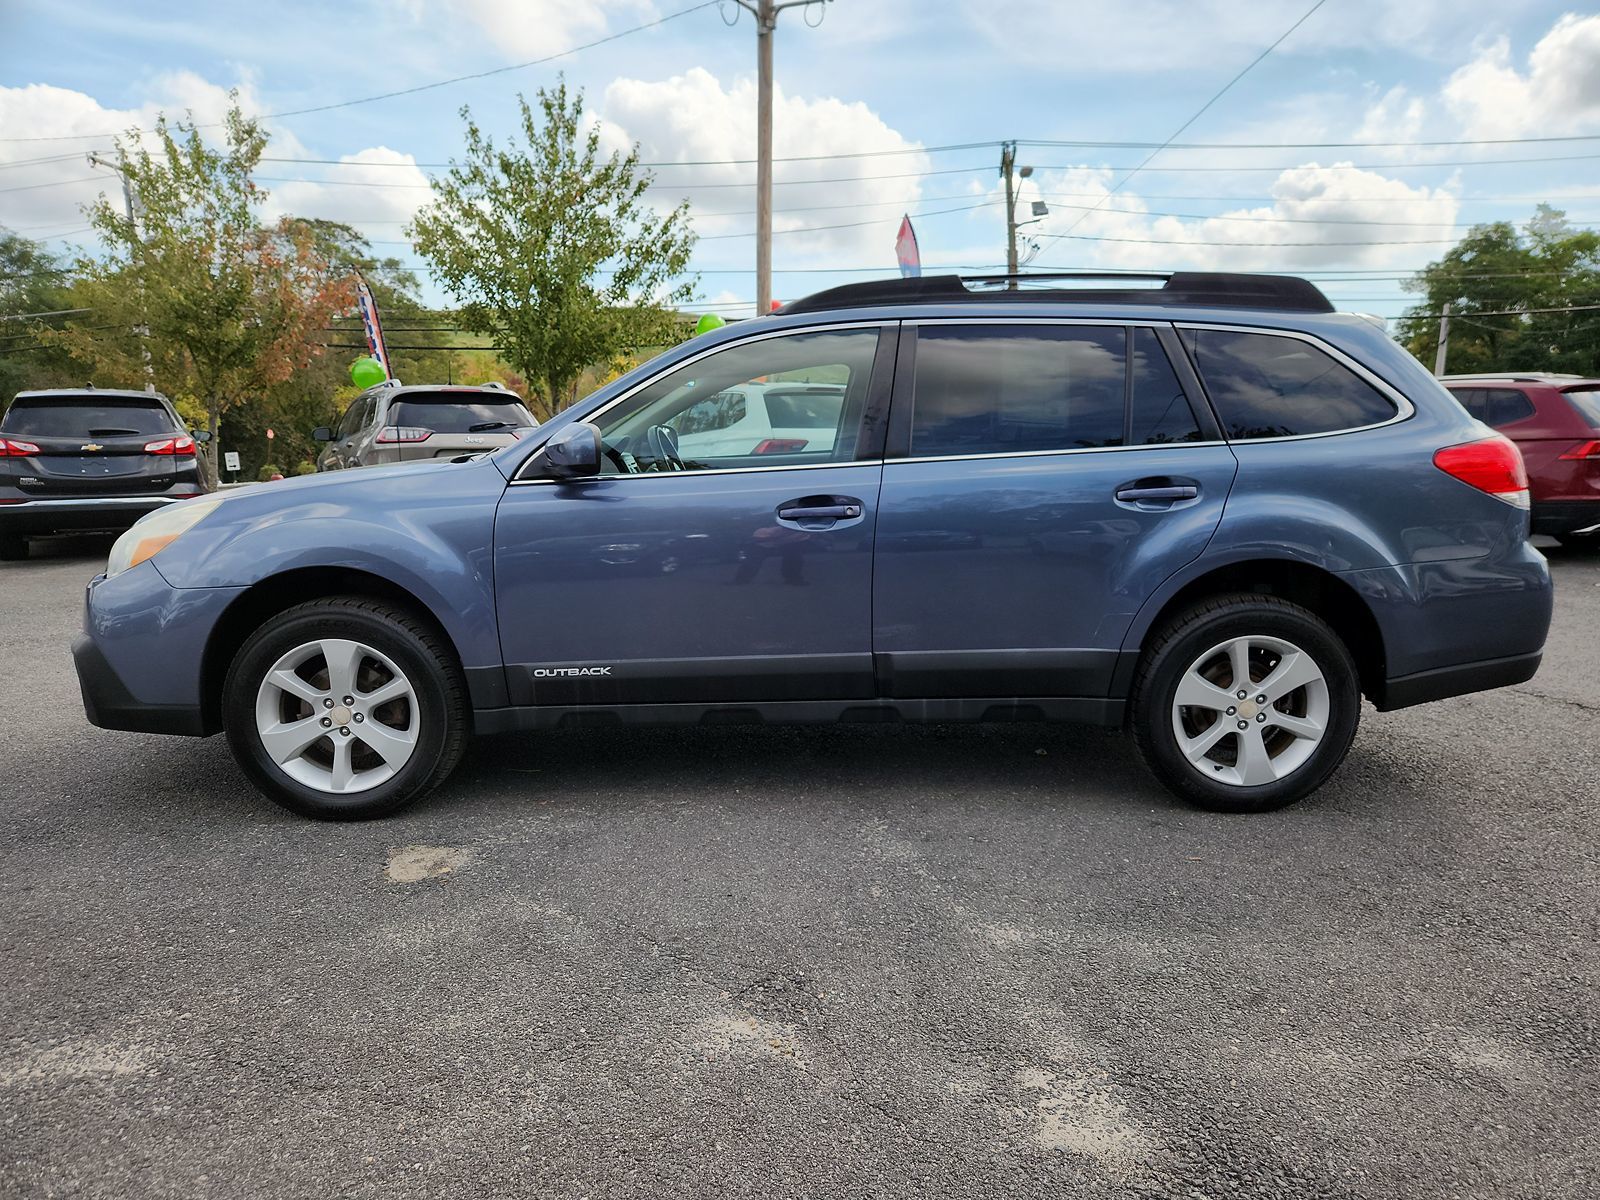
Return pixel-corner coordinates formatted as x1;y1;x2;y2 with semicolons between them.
191;429;213;444
536;422;603;479
312;426;333;443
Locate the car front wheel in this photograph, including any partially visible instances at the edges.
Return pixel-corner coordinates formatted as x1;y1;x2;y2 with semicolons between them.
1130;595;1360;813
223;597;468;820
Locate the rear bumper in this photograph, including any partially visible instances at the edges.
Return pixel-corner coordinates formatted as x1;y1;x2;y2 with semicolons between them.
1531;499;1600;537
1374;650;1542;711
0;495;191;536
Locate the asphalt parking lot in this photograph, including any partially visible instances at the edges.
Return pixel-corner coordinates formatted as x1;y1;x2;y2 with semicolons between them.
1;538;1596;1200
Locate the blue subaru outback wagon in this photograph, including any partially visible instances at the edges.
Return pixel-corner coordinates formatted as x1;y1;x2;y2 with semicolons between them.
72;272;1553;820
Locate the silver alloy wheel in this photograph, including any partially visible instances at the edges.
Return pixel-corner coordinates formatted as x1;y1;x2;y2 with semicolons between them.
1171;634;1330;787
253;638;419;794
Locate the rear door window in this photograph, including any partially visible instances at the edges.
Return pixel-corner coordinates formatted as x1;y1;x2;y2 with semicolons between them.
910;325;1126;456
1180;328;1398;439
389;395;537;432
1483;387;1536;427
1;398;173;438
1129;328;1205;444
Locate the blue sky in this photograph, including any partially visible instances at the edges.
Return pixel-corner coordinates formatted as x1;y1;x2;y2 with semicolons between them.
3;0;1599;325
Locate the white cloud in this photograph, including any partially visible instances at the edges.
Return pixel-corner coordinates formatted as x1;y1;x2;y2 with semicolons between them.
408;0;656;60
1017;163;1460;273
262;147;433;237
597;67;930;263
1444;14;1600;139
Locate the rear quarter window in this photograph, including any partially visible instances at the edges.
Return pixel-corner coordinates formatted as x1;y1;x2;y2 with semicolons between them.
1181;328;1398;440
1563;388;1600;429
0;398;174;437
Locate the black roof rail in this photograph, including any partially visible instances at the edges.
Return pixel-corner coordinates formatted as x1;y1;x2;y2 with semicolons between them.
776;271;1334;316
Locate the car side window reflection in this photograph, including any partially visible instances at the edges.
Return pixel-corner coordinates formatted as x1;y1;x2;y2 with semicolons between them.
592;329;882;474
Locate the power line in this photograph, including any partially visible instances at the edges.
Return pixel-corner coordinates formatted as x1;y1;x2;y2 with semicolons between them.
1057;0;1329;240
0;2;725;143
1019;133;1600;150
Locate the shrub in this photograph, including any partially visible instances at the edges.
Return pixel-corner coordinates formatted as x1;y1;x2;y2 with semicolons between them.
257;463;282;482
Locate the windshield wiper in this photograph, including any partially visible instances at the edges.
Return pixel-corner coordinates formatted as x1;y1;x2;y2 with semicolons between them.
467;420;513;432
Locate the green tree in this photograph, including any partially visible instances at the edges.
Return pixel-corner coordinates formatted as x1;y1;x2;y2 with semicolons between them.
43;103;354;484
409;81;697;419
0;230;78;410
1398;206;1600;375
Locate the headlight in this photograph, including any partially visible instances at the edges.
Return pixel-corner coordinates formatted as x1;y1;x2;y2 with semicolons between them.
107;497;224;578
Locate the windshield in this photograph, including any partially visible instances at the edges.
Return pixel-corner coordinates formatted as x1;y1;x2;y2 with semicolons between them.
1563;387;1600;429
388;396;536;433
0;398;173;437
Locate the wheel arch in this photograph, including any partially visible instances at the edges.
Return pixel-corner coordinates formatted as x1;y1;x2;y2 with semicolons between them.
199;566;488;735
1117;557;1389;702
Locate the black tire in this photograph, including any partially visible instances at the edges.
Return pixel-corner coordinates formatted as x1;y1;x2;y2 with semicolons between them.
0;533;29;561
1130;594;1361;814
223;596;469;820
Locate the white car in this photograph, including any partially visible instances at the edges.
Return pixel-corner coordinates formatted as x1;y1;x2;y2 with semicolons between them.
674;381;846;459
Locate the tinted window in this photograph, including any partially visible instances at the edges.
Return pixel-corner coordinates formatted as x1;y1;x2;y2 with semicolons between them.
911;325;1125;457
597;328;879;471
764;387;846;429
1564;388;1600;429
1181;328;1397;439
1130;328;1203;444
1448;388;1487;421
1;398;173;438
337;395;371;438
389;396;536;432
1483;387;1535;427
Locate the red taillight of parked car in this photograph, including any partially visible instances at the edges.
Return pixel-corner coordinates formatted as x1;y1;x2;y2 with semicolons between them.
0;437;41;456
143;436;195;456
753;438;808;455
374;426;432;444
1433;435;1530;508
1558;439;1600;461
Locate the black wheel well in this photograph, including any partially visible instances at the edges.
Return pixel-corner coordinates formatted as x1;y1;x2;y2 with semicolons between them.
199;567;461;734
1146;560;1387;699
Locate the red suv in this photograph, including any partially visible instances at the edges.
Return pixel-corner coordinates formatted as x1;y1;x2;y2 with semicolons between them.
1442;374;1600;546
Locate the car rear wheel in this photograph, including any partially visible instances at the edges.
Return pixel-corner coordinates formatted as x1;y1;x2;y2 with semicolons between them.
1130;594;1360;813
223;597;468;820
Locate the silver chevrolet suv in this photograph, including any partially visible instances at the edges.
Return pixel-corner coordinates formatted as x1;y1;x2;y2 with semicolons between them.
314;382;538;471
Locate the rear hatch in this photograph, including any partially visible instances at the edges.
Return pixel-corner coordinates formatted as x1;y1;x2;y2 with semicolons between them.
382;391;538;462
0;395;189;497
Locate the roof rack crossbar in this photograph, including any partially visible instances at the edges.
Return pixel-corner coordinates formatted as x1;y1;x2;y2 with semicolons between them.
776;271;1334;316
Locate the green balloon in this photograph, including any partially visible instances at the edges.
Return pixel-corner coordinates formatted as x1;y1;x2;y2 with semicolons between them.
350;356;387;389
694;313;726;336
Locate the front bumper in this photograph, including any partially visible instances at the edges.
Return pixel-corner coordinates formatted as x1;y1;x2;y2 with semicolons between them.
73;562;245;738
0;494;193;536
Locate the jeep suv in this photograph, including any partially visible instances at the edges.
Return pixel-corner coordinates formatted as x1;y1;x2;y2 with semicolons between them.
71;272;1553;820
0;387;212;560
314;381;537;470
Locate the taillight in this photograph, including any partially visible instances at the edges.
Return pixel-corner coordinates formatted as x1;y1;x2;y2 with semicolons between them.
144;436;195;456
753;438;808;455
1558;439;1600;461
374;426;432;444
1433;435;1530;508
0;437;41;456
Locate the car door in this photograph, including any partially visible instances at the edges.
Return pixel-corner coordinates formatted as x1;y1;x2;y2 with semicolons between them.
493;323;896;708
873;320;1237;699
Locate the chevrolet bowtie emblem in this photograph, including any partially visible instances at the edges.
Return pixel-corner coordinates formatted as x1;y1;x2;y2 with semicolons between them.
80;443;104;452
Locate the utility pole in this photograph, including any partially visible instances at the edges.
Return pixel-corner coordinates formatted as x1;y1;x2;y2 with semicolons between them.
1001;141;1019;276
88;148;155;392
733;0;830;314
1434;302;1451;377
